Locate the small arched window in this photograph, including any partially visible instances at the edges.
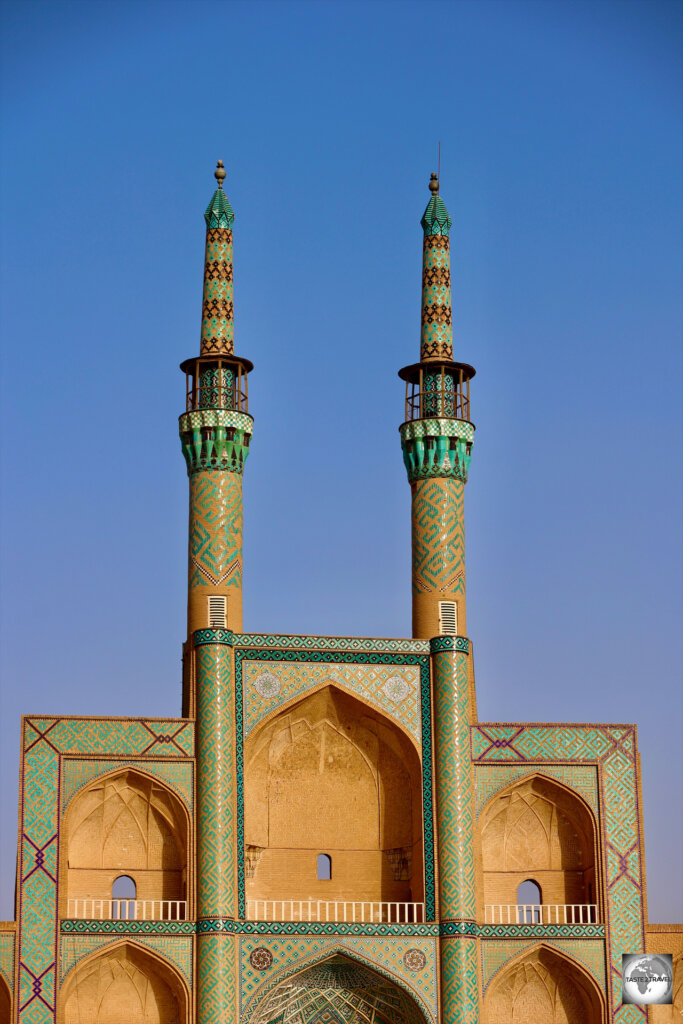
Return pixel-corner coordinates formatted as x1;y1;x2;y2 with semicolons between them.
112;874;136;919
317;854;331;880
516;879;541;923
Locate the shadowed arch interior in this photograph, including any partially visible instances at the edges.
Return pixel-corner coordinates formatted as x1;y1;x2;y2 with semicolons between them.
244;685;424;906
479;775;597;912
62;769;189;913
0;973;11;1024
484;945;605;1024
248;953;429;1024
59;942;188;1024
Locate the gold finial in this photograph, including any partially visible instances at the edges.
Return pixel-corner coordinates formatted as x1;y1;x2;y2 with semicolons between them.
214;160;226;189
429;172;439;195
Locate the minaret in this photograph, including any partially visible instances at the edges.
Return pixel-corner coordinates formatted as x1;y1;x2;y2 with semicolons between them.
179;162;253;1022
399;175;479;1022
179;160;253;641
399;172;475;641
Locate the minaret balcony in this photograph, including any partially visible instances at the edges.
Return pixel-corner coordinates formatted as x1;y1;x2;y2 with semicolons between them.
180;354;252;413
399;360;475;423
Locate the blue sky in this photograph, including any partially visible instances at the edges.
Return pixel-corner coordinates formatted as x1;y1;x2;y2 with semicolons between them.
0;0;681;920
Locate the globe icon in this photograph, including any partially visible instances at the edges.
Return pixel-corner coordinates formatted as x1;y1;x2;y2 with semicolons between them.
623;955;673;1005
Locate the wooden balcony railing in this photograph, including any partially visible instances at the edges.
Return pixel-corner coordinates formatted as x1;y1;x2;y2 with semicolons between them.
246;900;425;924
66;899;187;921
484;903;598;925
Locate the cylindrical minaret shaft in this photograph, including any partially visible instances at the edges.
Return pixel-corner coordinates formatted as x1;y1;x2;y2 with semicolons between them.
179;163;252;1024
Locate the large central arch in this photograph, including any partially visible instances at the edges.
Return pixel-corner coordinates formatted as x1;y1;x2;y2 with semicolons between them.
247;953;430;1024
244;684;425;906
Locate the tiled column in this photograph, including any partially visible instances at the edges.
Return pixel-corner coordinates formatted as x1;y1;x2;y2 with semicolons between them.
194;630;238;1023
432;636;479;1023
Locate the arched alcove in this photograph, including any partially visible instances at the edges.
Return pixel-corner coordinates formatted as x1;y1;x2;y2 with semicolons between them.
0;974;11;1024
484;944;605;1023
61;769;190;917
247;953;429;1024
244;684;424;906
59;941;188;1024
479;775;598;916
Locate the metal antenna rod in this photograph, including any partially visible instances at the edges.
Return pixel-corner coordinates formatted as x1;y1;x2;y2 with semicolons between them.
438;141;441;183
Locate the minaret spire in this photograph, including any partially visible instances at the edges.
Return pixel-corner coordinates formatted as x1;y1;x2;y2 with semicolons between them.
201;160;236;355
420;172;454;362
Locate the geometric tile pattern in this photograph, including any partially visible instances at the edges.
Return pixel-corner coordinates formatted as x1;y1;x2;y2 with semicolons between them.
16;715;192;1024
242;658;422;742
472;723;646;1022
60;757;194;813
197;933;237;1024
189;470;243;589
0;931;14;993
196;642;236;920
432;642;478;1022
201;220;234;355
61;920;196;935
411;478;465;597
440;937;479;1024
400;419;474;443
232;646;435;922
480;938;606;992
432;646;476;920
234;634;430;654
238;939;437;1023
474;763;599;817
420;231;453;362
59;933;193;987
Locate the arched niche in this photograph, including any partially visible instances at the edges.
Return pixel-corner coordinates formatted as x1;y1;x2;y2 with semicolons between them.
0;974;11;1024
58;941;189;1024
247;952;429;1024
484;944;606;1024
244;684;424;905
61;769;190;915
479;774;598;913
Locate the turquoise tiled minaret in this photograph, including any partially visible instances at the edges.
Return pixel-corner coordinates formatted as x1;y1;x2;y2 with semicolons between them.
179;162;253;1023
399;175;480;1022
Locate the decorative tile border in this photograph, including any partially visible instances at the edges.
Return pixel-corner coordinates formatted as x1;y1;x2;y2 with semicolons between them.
481;937;606;992
238;938;437;1024
472;723;645;1023
16;716;193;1024
236;632;430;654
61;758;194;813
232;647;435;923
61;920;195;935
59;933;193;987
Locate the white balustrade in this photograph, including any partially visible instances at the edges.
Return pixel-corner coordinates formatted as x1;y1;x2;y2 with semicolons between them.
67;899;187;921
484;904;598;925
246;900;425;924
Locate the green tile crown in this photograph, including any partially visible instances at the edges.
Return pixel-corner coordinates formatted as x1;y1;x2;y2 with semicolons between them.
204;187;235;229
421;194;452;237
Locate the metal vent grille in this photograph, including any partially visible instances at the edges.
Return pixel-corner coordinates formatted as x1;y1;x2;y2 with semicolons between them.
438;600;457;636
208;596;227;628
